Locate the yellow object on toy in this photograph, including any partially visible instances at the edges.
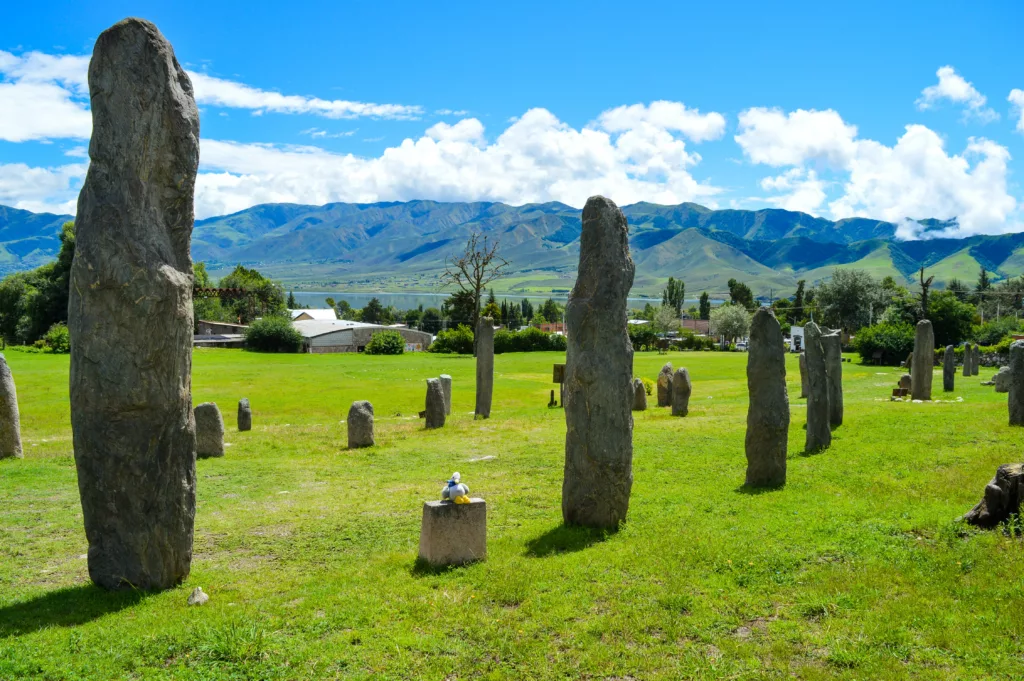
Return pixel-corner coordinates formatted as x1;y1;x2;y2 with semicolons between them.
454;495;471;504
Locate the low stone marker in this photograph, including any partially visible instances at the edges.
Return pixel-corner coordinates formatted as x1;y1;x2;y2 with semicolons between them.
961;463;1024;528
972;345;981;376
439;374;452;416
899;374;912;391
631;378;647;411
475;317;494;419
1009;341;1024;426
994;366;1011;393
798;352;808;399
657;362;673;407
418;498;486;567
963;344;972;377
425;378;446;429
237;398;252;431
671;368;692;417
804;322;831;453
911;320;934;401
195;403;225;459
942;345;955;392
0;354;23;459
347;400;374;448
745;309;789;487
822;331;843;427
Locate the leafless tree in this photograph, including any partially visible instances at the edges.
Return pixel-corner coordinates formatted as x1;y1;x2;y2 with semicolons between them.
919;267;935;320
440;230;510;340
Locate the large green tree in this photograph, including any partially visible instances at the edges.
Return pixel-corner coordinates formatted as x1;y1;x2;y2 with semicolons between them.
698;291;711;320
814;268;879;333
0;221;76;344
219;265;287;324
727;278;756;311
662;277;685;315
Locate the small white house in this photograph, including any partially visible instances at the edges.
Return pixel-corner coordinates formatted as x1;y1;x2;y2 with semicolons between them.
789;325;804;352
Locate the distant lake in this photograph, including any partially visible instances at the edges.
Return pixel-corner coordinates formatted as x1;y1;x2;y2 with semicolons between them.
292;291;718;311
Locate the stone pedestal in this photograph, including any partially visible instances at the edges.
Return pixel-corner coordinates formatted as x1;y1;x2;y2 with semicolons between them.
418;498;486;567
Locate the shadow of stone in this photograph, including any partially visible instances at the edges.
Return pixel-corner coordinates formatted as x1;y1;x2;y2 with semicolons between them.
0;584;145;638
524;524;613;558
734;482;786;495
409;557;478;577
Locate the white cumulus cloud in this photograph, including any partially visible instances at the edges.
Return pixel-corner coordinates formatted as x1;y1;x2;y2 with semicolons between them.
0;162;85;214
916;65;998;123
735;108;858;167
758;168;828;213
596;101;727;143
1010;88;1024;133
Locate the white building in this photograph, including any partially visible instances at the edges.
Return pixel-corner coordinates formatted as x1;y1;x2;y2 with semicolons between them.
789;326;804;352
292;319;432;353
290;308;338;322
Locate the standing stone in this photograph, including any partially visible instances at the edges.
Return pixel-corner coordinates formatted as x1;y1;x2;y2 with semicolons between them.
911;320;934;401
439;374;452;415
562;196;635;529
0;354;22;459
898;374;912;391
656;362;673;407
804;322;831;453
745;309;789;487
963;344;972;377
425;378;446;429
68;19;199;591
906;352;914;375
671;368;692;417
821;331;843;427
1009;341;1024;426
475;318;494;419
972;344;981;376
994;366;1011;393
798;352;808;399
237;398;252;431
943;345;955;392
962;463;1024;528
194;403;225;459
631;378;647;411
347;400;374;448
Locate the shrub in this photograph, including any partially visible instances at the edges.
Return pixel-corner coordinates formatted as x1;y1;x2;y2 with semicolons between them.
852;322;914;365
973;317;1021;346
429;325;475;354
364;330;405;355
244;316;303;353
628;324;659;351
640;377;654;396
495;327;565;353
43;322;70;353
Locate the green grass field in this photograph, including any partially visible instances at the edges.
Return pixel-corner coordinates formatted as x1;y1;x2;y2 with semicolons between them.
1;349;1022;680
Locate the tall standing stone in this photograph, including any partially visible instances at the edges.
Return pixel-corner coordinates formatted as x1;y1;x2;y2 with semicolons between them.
0;354;23;459
194;403;225;459
803;322;831;453
798;352;808;399
562;196;635;529
942;345;955;392
745;309;789;487
1009;341;1024;426
963;344;972;377
822;331;843;427
425;378;446;429
439;374;452;416
911;320;934;401
347;400;374;448
656;362;673;407
475;317;494;419
972;344;981;376
68;19;199;591
671;368;692;417
237;398;252;431
631;378;647;411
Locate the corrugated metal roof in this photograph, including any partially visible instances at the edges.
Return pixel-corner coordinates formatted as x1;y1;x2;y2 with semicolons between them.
290;309;338;321
292;319;376;338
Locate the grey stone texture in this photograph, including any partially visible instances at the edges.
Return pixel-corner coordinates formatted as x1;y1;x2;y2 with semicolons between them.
68;18;199;591
418;498;486;567
439;374;452;415
745;309;789;487
911;320;934;401
899;374;912;391
631;378;647;411
962;463;1024;528
1009;341;1024;426
237;398;252;431
425;378;446;429
943;345;956;392
562;196;635;529
822;331;843;427
656;362;673;407
194;403;225;459
798;351;808;399
671;368;692;417
803;322;831;453
0;354;23;459
475;318;494;419
963;344;972;377
347;400;374;448
994;366;1011;393
972;344;981;376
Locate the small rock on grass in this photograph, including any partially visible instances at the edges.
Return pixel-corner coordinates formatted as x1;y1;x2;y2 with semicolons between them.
187;586;209;606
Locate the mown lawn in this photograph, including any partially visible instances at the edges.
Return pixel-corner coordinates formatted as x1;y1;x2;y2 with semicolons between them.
0;348;1021;680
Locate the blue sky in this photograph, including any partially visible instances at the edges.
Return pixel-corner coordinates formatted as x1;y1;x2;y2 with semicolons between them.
2;0;1023;237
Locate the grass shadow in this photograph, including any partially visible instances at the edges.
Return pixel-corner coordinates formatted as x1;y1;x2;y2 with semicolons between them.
524;524;613;558
409;557;481;577
0;584;145;638
735;482;786;495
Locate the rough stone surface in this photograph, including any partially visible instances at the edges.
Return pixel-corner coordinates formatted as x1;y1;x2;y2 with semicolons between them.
911;320;934;401
656;362;673;407
942;346;956;392
745;309;789;487
194;403;225;459
671;368;692;417
425;378;446;429
418;498;486;566
187;586;209;606
963;344;973;377
0;354;23;459
798;352;808;399
68;19;199;591
899;374;912;391
237;398;252;431
962;463;1024;528
562;196;635;529
475;318;494;419
994;366;1011;393
972;344;980;376
1009;341;1024;426
347;400;374;448
631;378;647;411
822;331;843;427
439;374;452;415
803;322;831;453
907;352;914;375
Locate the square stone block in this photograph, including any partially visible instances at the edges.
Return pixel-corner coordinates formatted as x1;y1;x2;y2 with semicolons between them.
418;498;486;567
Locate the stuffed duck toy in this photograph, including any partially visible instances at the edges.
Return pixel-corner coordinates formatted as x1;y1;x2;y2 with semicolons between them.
441;472;471;504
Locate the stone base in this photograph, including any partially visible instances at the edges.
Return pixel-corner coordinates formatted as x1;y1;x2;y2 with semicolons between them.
418;498;486;567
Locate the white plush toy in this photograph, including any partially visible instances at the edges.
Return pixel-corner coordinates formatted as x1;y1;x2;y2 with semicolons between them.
441;472;470;504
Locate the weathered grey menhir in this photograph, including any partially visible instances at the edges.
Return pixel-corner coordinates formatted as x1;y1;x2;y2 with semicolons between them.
822;330;843;426
425;378;446;429
68;18;199;591
439;374;452;415
942;345;956;392
798;352;808;399
656;362;673;407
0;354;23;459
194;402;225;458
745;309;789;487
418;498;486;567
237;398;252;431
671;368;692;417
962;463;1024;528
911;320;934;400
631;378;648;411
1009;341;1024;426
475;318;494;419
562;196;635;529
803;322;831;453
347;400;374;448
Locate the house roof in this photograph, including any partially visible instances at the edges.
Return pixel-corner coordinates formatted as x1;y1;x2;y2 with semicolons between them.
292;319;373;338
197;320;249;329
290;308;338;321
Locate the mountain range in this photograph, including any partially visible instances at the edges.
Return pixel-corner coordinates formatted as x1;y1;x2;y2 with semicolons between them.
3;200;1023;296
